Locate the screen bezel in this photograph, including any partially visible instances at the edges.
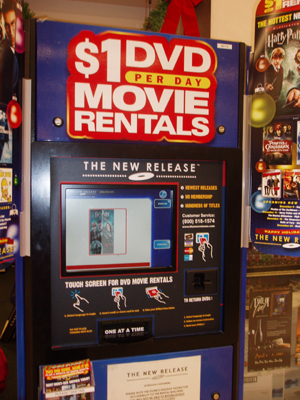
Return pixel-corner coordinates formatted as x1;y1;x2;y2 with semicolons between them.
60;183;178;277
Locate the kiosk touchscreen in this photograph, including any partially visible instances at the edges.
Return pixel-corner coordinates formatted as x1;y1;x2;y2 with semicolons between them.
62;184;176;274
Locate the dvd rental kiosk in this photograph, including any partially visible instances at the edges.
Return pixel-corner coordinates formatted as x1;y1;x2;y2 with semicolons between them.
22;19;249;400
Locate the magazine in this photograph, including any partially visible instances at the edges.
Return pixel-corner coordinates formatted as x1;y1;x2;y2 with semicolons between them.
42;359;95;399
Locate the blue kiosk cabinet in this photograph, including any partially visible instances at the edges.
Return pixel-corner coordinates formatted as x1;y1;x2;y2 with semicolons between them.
22;19;249;400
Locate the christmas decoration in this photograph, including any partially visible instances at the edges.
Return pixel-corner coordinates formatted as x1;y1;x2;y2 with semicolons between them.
161;0;203;37
250;191;272;213
23;2;35;19
6;96;22;129
255;159;267;173
143;0;170;32
255;55;269;72
250;85;276;128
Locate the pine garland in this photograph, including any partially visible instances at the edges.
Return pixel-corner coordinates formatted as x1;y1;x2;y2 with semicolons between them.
23;2;35;19
143;0;171;32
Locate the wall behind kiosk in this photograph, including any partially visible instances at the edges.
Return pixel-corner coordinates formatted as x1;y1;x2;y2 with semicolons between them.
24;19;249;400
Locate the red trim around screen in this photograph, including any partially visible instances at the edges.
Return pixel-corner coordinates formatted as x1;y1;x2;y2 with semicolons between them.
66;262;151;271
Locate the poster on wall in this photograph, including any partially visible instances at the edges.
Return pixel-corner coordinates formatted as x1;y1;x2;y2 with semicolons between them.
248;286;292;372
0;0;23;268
295;306;300;365
250;0;300;256
0;106;12;164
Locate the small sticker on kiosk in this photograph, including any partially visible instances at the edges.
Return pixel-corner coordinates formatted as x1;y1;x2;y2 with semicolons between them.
98;317;153;344
217;43;233;50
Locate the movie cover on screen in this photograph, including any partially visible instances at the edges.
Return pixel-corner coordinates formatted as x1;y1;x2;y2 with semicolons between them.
89;209;114;255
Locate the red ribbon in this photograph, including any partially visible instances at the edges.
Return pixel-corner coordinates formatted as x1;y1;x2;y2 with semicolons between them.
161;0;203;37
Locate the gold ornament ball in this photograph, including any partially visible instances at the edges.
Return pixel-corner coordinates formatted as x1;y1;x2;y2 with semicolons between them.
250;93;276;128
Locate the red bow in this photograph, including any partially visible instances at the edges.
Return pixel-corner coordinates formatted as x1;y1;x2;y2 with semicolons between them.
161;0;203;37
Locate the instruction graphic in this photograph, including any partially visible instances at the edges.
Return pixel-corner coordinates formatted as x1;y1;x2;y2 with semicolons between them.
112;287;127;311
71;291;89;313
196;233;213;262
145;286;169;304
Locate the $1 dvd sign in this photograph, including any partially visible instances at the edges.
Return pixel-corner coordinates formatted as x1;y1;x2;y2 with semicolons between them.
67;30;217;143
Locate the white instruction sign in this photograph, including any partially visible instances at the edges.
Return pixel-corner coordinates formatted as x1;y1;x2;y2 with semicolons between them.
107;355;201;400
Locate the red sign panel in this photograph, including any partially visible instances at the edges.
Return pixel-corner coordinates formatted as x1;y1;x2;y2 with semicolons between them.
67;30;217;143
256;0;300;16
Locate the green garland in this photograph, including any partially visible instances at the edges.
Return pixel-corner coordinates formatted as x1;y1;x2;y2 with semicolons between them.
143;0;171;32
23;1;163;26
23;2;35;20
